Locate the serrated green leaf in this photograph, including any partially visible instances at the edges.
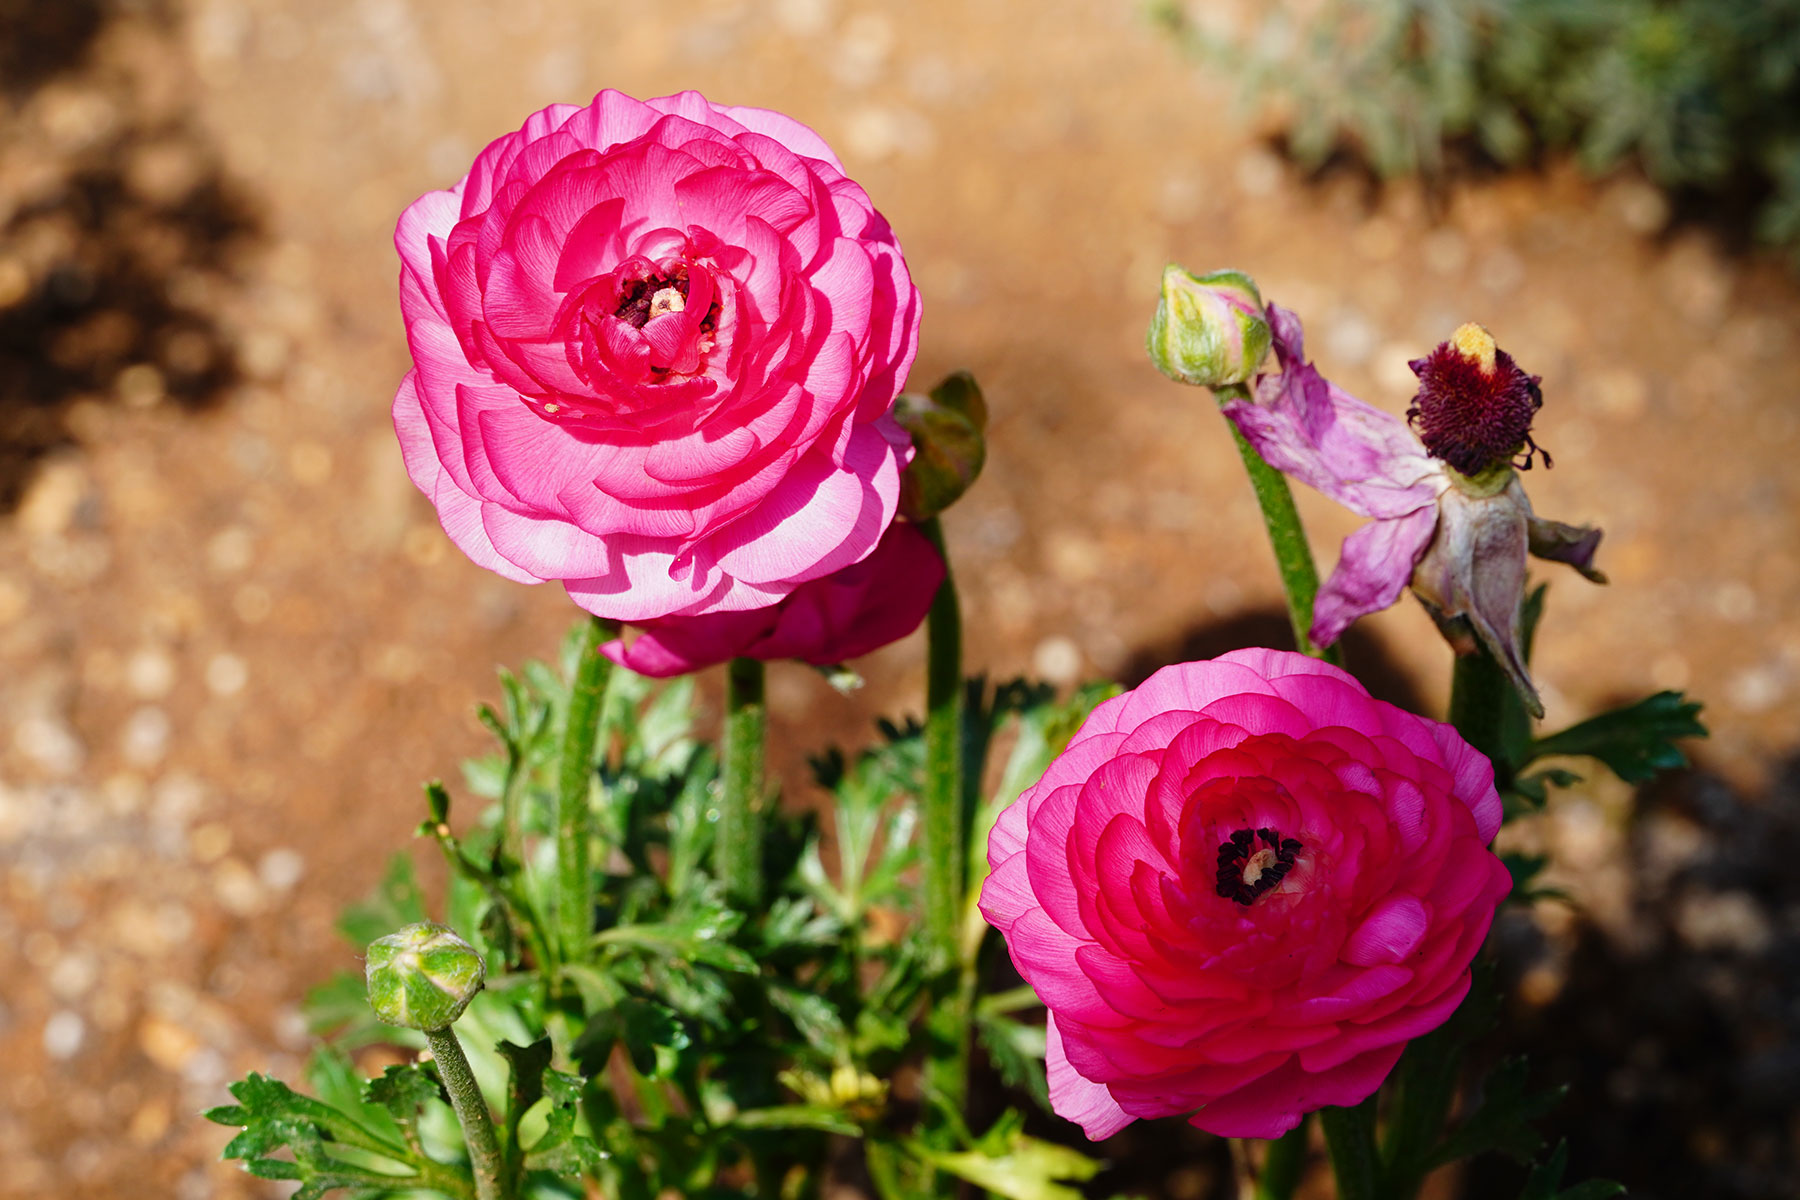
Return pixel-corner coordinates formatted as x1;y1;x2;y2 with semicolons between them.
975;1012;1050;1111
1529;691;1707;783
913;1119;1102;1200
1430;1058;1563;1168
580;996;690;1078
364;1063;440;1122
208;1071;439;1200
729;1104;861;1136
768;982;849;1057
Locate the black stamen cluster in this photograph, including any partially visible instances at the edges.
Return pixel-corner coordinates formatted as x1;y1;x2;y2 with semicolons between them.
1406;342;1548;475
1215;827;1303;906
613;266;693;329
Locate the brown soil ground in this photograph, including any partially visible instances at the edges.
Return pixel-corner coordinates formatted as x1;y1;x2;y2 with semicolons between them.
2;2;1797;1198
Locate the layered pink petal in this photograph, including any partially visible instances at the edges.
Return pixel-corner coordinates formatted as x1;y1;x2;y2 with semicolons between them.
977;649;1507;1144
392;89;922;621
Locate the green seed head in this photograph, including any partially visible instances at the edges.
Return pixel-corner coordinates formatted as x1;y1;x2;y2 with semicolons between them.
365;922;485;1031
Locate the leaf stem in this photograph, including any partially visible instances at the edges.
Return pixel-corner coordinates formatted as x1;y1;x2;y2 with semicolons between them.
1319;1100;1380;1200
919;516;965;962
1249;1118;1310;1200
556;616;616;967
1214;384;1342;665
918;516;970;1147
425;1026;506;1200
718;656;767;905
1449;643;1513;773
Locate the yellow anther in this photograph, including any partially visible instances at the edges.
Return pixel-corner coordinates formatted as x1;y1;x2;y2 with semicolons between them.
1451;323;1498;374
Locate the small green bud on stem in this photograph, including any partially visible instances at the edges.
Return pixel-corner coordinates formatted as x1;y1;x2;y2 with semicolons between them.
365;922;485;1032
895;371;988;521
1147;265;1273;388
366;924;504;1200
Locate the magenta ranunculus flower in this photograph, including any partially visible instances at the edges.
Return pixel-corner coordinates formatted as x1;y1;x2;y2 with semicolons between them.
393;90;921;621
600;520;943;677
979;649;1512;1140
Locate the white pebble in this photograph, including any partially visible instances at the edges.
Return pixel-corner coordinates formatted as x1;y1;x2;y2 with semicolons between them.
205;526;254;574
204;653;248;697
126;647;177;699
15;716;84;777
48;953;98;1000
43;1010;85;1060
258;848;305;892
121;707;172;767
1032;636;1084;686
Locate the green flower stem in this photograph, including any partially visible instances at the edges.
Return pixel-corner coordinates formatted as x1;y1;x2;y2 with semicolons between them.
1319;1099;1380;1200
919;516;965;962
556;616;616;967
918;516;970;1144
1214;384;1343;666
1449;642;1512;769
1380;1030;1466;1200
425;1026;506;1200
718;656;767;905
1252;1118;1310;1200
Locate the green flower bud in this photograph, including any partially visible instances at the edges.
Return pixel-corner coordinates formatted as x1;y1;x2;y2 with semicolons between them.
895;371;987;521
1146;265;1272;388
365;922;485;1031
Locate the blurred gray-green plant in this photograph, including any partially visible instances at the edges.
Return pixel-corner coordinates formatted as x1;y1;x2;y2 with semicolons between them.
1154;0;1800;260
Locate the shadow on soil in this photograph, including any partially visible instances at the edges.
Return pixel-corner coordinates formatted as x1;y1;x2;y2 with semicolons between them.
1476;752;1800;1200
0;0;260;512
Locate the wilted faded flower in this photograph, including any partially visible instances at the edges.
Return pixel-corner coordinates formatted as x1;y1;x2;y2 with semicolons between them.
1223;310;1602;715
979;650;1512;1139
602;520;943;677
393;90;921;621
1146;266;1273;388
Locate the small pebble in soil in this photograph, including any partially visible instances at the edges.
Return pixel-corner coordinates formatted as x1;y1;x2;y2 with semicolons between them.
1032;635;1082;685
43;1010;86;1060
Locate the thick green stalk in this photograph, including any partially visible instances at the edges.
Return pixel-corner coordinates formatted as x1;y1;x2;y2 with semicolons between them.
919;516;965;962
425;1026;505;1200
556;616;615;966
1448;644;1511;769
1319;1100;1380;1200
1213;383;1343;666
717;656;767;905
1380;1029;1465;1200
918;517;969;1146
1252;1118;1310;1200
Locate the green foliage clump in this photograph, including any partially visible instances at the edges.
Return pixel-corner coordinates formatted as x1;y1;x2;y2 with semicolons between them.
1155;0;1800;259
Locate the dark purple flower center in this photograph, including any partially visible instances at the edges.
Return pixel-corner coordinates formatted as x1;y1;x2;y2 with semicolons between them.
1215;826;1303;906
611;263;721;336
1406;323;1548;475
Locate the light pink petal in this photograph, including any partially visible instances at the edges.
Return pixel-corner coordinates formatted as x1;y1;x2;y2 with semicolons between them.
393;372;543;585
1112;659;1284;731
1046;1014;1136;1141
1311;506;1441;647
720;103;847;171
710;424;900;586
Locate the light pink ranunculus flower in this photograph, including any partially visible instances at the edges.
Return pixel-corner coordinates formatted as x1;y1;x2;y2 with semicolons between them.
979;649;1512;1140
601;520;943;677
393;90;921;621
